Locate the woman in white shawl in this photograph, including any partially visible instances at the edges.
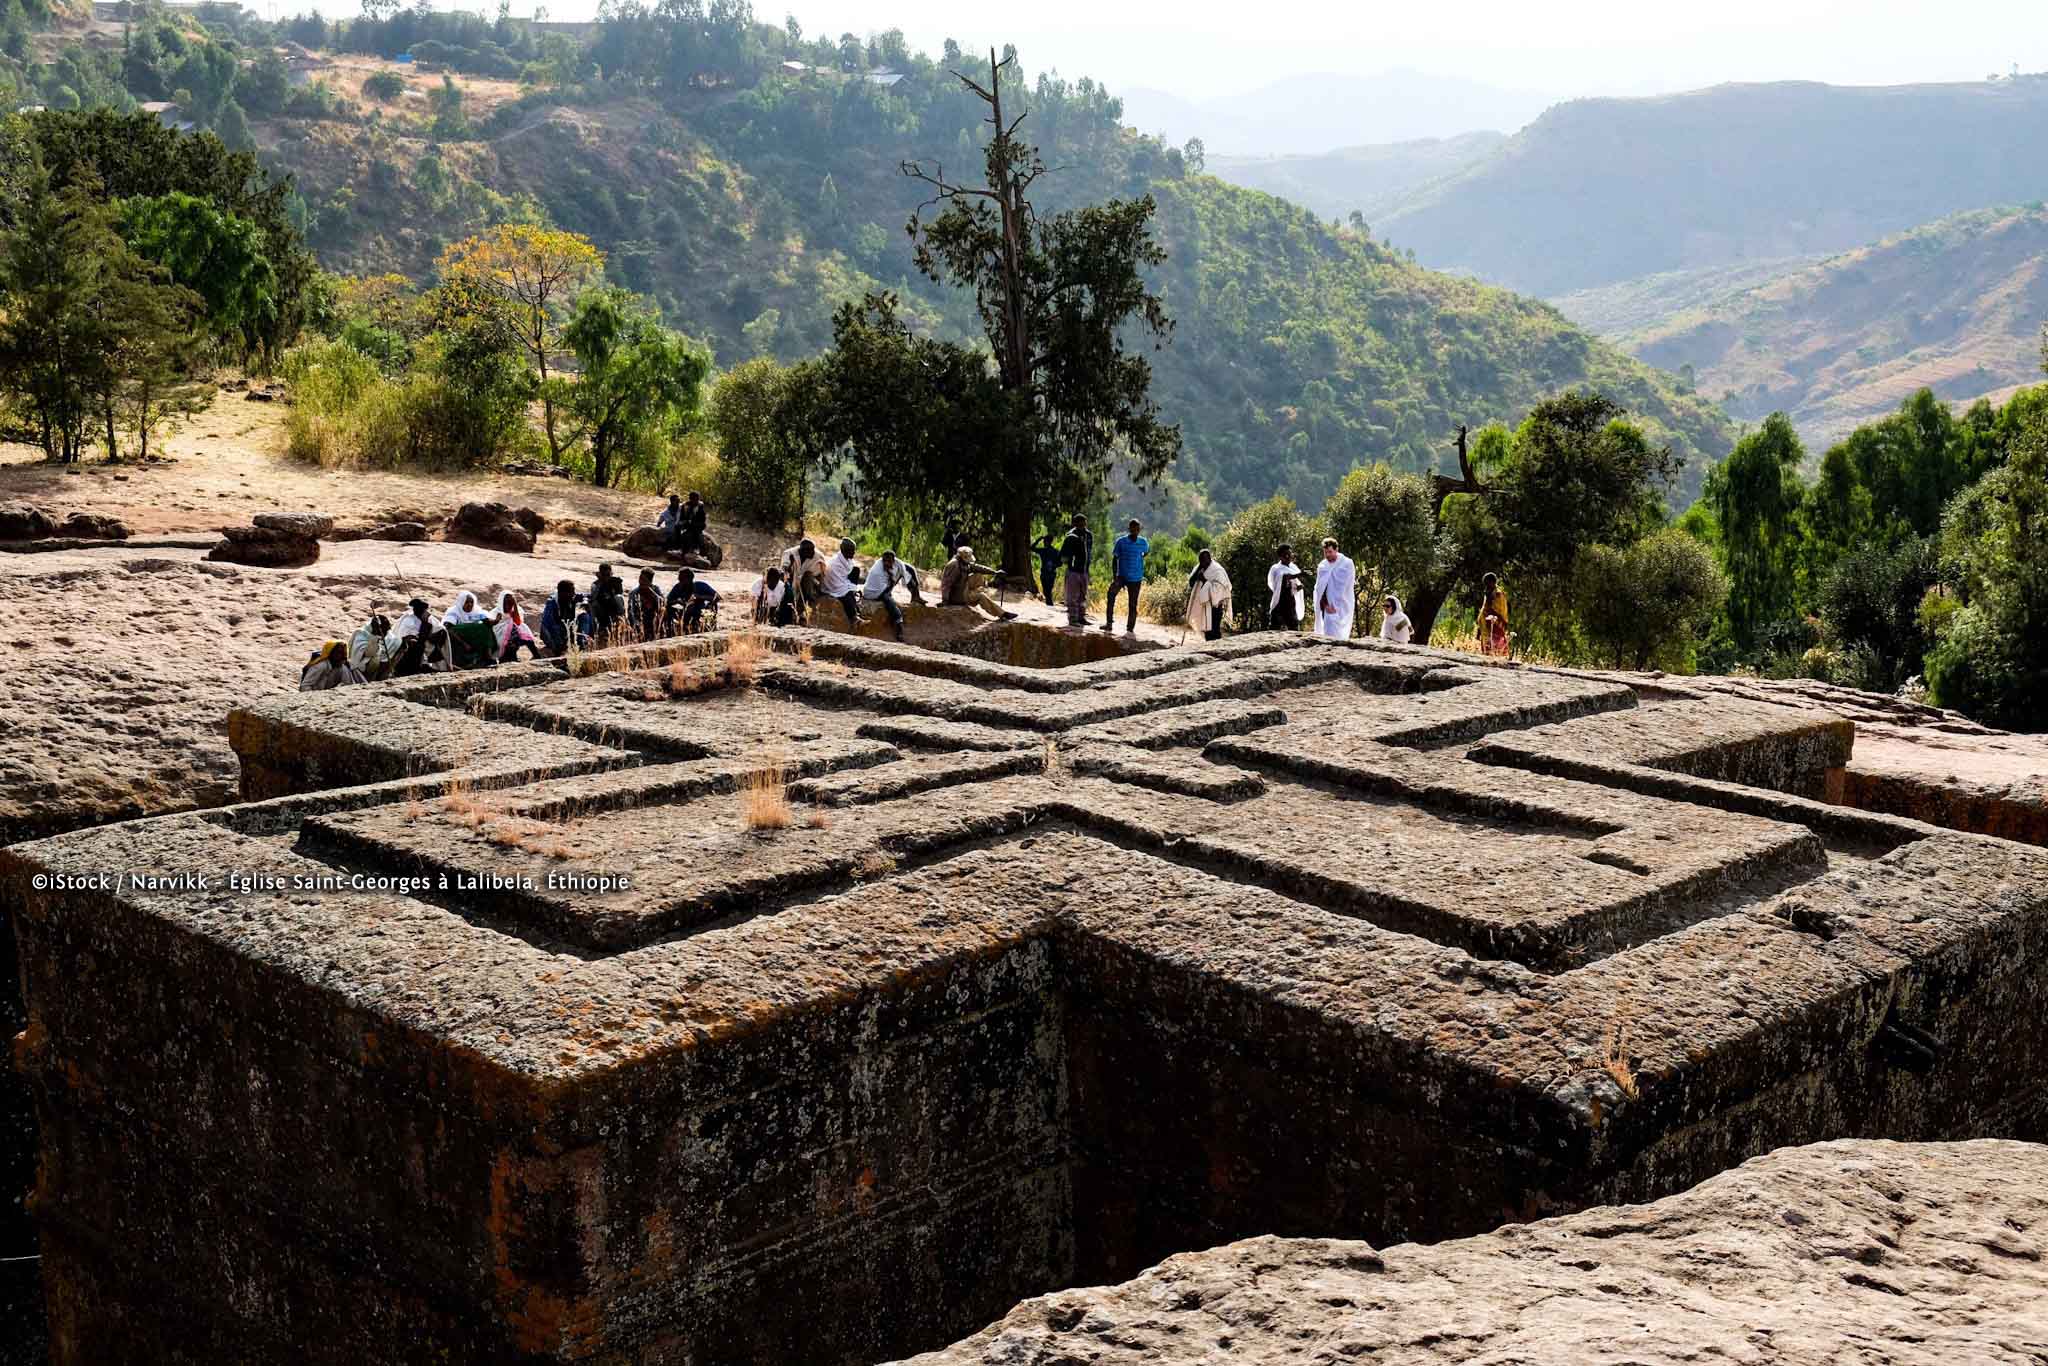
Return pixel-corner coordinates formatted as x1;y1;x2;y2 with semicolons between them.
443;591;488;625
1185;549;1233;641
1379;593;1413;644
1311;539;1356;639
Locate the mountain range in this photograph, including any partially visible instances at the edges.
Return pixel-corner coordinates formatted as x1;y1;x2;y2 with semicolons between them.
1118;68;1554;156
1597;204;2048;444
1371;77;2048;297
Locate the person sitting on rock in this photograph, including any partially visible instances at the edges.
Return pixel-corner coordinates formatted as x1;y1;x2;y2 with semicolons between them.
656;492;685;547
676;491;709;556
665;567;720;634
299;639;366;691
938;545;1007;616
495;592;545;661
627;567;666;641
540;580;593;656
589;564;627;643
439;590;502;668
862;549;925;642
389;605;458;676
820;538;863;628
349;613;393;680
752;566;796;627
781;538;825;619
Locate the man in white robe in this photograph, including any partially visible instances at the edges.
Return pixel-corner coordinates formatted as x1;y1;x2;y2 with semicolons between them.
1185;550;1233;641
1266;546;1304;631
1312;539;1355;639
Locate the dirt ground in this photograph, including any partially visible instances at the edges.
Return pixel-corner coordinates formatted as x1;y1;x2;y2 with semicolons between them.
0;399;1184;841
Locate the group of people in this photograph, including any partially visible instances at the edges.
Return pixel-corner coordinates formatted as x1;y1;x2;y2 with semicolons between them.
749;536;1005;643
299;564;725;691
654;490;711;556
1265;542;1502;650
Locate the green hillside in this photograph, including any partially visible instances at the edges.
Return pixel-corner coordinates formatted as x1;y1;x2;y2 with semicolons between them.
5;3;1733;513
1376;78;2048;297
1209;131;1505;224
1611;205;2048;446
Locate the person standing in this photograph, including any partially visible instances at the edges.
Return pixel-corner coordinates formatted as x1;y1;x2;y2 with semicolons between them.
1479;572;1510;657
1060;514;1092;628
1102;518;1148;632
1032;529;1061;606
1379;593;1413;644
863;549;925;641
941;520;963;560
1267;545;1304;632
1312;539;1356;640
1185;548;1233;641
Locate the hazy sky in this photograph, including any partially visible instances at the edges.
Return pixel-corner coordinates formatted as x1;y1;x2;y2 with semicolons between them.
441;0;2046;99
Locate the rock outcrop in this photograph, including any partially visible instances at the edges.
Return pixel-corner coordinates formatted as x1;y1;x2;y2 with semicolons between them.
0;504;129;542
911;1140;2048;1366
619;525;723;568
446;501;542;553
206;513;324;567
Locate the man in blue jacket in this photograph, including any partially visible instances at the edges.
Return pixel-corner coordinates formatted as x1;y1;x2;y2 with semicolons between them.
1102;518;1148;632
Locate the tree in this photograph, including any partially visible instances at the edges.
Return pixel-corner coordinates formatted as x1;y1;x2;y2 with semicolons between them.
1411;394;1674;644
120;191;278;360
0;166;113;462
560;286;709;487
1577;528;1727;670
1925;412;2047;726
863;48;1180;575
708;356;809;527
1320;463;1437;636
1706;411;1805;650
429;75;467;139
437;224;603;463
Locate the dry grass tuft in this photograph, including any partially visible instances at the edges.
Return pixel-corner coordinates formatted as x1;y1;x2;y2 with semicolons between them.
1042;737;1067;778
741;761;790;831
805;805;833;830
723;630;769;687
854;849;898;878
1602;1014;1640;1100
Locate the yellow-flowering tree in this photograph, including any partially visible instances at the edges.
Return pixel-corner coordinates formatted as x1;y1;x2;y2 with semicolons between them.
436;225;603;463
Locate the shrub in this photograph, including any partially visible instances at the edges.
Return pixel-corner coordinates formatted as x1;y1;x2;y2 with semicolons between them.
362;70;406;102
1575;528;1728;671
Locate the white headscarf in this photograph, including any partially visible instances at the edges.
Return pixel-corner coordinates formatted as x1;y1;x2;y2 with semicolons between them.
443;591;486;625
1379;593;1413;644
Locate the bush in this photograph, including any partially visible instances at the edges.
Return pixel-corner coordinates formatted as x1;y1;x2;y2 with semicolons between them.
708;357;807;527
280;334;534;470
362;70;406;102
1925;603;2033;726
1574;528;1727;671
1814;535;1941;689
1144;573;1191;627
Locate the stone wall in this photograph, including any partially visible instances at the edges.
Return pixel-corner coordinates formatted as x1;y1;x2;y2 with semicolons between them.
6;630;2046;1362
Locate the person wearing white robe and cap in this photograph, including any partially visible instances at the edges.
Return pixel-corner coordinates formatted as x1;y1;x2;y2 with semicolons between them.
1379;593;1413;644
1185;549;1233;641
1312;538;1355;640
1266;545;1304;631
